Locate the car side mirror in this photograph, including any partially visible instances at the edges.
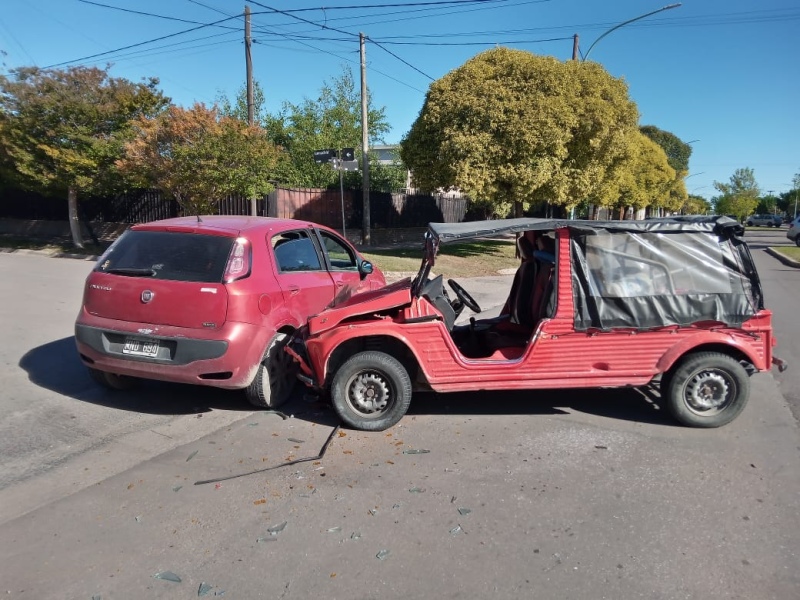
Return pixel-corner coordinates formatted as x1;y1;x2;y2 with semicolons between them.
359;260;374;279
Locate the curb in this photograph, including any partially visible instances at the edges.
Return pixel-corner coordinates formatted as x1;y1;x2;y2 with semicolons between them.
765;247;800;268
1;247;99;261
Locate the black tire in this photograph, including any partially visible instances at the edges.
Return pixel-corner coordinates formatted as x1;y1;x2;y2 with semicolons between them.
664;352;750;428
330;351;412;431
245;332;297;408
87;367;139;391
795;237;800;248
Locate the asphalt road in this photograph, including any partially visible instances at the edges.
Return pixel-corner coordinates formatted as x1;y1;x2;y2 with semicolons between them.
0;235;798;599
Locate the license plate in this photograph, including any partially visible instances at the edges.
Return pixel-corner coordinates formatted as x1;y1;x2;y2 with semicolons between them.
122;337;159;357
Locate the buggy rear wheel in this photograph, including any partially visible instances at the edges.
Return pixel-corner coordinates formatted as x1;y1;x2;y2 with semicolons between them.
331;351;412;431
664;352;750;428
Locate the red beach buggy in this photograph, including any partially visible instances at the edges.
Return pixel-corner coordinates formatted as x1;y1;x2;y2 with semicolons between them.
288;216;786;431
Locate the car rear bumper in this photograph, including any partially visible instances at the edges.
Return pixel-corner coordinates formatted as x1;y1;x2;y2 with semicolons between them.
75;312;270;389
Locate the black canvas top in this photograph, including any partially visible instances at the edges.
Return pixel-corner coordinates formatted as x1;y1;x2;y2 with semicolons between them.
428;215;743;244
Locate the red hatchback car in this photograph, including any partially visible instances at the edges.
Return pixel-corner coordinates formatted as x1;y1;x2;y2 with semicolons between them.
289;216;787;431
75;215;385;407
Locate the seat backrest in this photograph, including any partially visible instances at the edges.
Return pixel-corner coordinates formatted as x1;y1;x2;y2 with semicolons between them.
509;236;538;327
529;234;556;322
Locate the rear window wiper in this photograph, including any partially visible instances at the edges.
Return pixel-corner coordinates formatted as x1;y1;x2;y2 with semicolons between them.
103;267;157;277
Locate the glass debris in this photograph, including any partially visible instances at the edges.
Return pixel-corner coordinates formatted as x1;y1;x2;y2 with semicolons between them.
267;521;288;535
392;504;401;509
409;487;425;493
186;450;199;462
256;537;277;543
457;507;472;516
198;582;213;596
154;571;181;583
288;438;305;444
172;485;183;492
327;526;342;533
350;532;362;540
368;509;378;516
402;449;430;454
248;422;259;427
376;549;390;560
134;515;142;523
92;595;101;600
449;525;463;535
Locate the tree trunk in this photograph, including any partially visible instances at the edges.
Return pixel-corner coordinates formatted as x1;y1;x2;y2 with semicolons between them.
514;200;523;219
67;186;85;249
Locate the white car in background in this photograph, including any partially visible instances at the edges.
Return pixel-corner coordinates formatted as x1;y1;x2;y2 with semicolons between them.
746;214;782;227
787;215;800;246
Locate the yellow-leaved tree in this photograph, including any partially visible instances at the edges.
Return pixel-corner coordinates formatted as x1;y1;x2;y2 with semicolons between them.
400;47;640;218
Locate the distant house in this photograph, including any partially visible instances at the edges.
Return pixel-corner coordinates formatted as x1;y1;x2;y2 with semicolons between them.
372;144;412;190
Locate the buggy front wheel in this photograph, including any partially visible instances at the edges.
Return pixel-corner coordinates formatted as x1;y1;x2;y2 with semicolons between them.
331;351;412;431
664;352;750;428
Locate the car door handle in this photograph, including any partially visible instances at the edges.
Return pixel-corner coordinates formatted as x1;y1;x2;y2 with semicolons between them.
288;285;300;295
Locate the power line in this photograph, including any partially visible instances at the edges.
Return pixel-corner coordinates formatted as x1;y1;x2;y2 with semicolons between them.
44;14;241;68
368;37;434;80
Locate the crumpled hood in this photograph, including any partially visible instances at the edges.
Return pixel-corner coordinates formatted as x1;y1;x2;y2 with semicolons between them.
308;278;412;335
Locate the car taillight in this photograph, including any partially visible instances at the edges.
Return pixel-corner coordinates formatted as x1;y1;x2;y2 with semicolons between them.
224;237;251;283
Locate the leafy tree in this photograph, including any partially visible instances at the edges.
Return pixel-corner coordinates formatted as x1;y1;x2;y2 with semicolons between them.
266;67;391;188
117;103;282;215
713;167;760;221
603;131;683;218
400;47;639;218
755;193;778;215
369;146;409;192
216;81;268;126
0;65;169;247
639;125;692;174
682;193;711;215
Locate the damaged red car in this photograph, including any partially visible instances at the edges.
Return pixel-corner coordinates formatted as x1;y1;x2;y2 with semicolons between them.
288;216;787;431
75;215;384;407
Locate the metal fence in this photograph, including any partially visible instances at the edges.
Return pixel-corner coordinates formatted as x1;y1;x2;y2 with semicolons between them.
0;186;469;228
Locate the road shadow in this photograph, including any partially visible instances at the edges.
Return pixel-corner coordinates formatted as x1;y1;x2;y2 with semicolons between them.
19;336;256;416
22;337;674;427
289;384;675;429
404;385;674;427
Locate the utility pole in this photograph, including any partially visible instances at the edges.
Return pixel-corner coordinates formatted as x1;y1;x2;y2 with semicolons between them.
572;34;579;60
245;5;257;216
360;32;371;245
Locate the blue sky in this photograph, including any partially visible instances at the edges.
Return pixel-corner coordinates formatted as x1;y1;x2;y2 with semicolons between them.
2;0;799;202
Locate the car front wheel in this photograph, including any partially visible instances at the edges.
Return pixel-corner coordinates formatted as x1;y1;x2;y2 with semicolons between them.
245;332;297;408
331;351;412;431
663;352;750;428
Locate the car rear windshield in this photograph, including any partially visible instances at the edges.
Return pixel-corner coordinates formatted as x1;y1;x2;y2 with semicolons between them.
95;230;235;283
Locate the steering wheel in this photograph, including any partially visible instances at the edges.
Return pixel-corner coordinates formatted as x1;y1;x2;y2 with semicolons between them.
447;279;481;314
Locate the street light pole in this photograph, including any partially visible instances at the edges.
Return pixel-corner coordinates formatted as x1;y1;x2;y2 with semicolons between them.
583;3;682;61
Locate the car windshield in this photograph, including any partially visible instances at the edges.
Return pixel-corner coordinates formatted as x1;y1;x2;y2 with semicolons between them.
95;230;235;283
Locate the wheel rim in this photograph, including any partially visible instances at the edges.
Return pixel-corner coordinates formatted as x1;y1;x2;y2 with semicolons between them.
345;370;394;418
683;368;736;416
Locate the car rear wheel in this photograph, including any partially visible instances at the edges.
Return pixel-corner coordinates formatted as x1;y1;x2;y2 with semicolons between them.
331;351;412;431
87;367;139;391
245;332;297;408
795;237;800;247
663;352;750;428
